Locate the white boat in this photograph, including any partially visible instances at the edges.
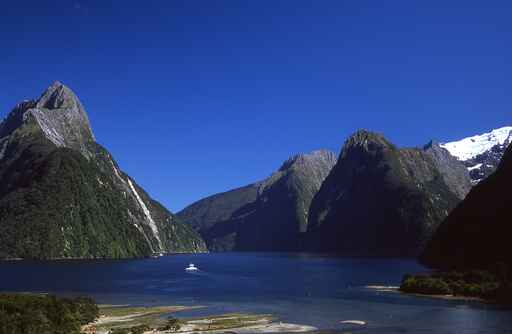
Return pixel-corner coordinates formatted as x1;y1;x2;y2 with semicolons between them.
341;320;366;325
185;263;199;271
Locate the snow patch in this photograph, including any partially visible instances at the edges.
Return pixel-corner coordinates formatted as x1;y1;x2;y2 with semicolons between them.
440;126;512;161
467;163;483;171
127;179;163;251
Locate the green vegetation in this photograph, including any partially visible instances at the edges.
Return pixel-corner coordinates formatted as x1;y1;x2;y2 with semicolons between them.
94;305;195;333
400;268;512;303
109;324;151;334
0;132;205;259
0;145;152;259
95;305;275;334
0;90;207;260
156;317;181;332
182;313;275;332
0;294;98;334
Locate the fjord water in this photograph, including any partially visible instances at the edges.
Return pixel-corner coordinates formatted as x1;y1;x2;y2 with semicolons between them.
1;253;511;333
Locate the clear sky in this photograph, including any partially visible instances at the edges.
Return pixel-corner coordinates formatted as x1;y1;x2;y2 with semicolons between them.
1;1;510;211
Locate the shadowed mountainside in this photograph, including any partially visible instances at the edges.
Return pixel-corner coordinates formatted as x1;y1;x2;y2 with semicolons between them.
306;130;471;257
178;150;337;251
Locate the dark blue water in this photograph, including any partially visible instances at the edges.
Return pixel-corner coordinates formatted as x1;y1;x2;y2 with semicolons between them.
1;253;511;333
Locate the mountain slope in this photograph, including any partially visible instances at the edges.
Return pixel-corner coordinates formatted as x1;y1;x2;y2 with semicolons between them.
177;150;337;251
306;130;471;257
0;82;206;259
177;184;260;233
440;126;512;184
421;142;512;270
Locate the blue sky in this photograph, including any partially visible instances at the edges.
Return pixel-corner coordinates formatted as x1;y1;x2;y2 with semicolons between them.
1;1;510;211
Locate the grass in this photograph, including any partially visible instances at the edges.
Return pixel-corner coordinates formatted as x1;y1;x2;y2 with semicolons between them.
92;306;277;333
184;313;275;331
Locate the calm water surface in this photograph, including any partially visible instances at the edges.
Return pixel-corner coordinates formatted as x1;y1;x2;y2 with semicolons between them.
1;253;511;333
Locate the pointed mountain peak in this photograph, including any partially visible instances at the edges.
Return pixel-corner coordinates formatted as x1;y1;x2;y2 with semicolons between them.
0;82;95;157
343;129;395;153
279;149;337;172
32;81;96;152
36;81;82;110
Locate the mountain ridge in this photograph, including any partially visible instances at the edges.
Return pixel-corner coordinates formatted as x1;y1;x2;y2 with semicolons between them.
0;82;206;259
177;149;337;251
305;130;471;256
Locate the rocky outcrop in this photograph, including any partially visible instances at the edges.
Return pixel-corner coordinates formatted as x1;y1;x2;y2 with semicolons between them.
0;82;206;259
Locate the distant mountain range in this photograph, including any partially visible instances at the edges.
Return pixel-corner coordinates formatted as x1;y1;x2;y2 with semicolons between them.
180;127;509;256
177;150;337;251
1;82;508;260
0;82;206;259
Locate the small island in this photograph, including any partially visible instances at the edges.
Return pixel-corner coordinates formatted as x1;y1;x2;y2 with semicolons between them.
400;269;512;304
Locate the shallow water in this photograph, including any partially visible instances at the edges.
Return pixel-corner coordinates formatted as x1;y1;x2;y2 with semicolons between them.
1;252;511;333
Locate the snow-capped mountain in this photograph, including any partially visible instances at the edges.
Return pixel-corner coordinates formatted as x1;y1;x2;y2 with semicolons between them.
441;126;512;183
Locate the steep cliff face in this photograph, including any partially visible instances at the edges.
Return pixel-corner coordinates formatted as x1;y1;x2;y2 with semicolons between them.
306;130;470;257
423;141;472;200
421;142;512;270
177;150;337;251
0;82;95;159
0;82;206;259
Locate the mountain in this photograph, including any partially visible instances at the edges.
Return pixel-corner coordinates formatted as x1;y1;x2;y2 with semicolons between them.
421;141;512;270
440;126;512;184
177;150;337;251
306;130;472;257
0;82;206;259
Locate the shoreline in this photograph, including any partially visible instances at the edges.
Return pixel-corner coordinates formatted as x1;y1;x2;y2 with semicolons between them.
0;251;209;263
365;285;494;304
84;305;317;334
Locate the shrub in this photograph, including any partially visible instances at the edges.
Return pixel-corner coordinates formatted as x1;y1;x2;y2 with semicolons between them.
130;324;151;334
0;293;99;334
158;317;181;332
400;276;452;295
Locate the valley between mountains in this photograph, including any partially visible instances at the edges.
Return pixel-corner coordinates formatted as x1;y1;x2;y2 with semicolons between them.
0;82;511;270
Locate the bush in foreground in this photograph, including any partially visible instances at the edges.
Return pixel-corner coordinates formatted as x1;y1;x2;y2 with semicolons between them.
0;293;98;334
